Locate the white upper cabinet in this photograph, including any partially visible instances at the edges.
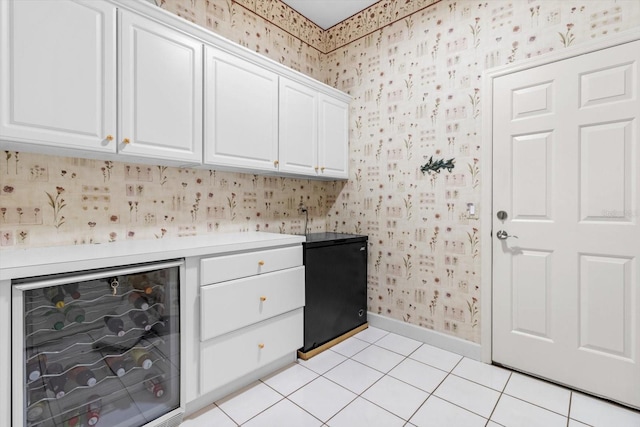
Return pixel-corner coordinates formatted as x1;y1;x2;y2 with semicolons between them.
0;0;117;152
0;0;348;175
118;10;202;164
203;46;279;172
278;77;349;179
318;94;349;179
279;78;318;176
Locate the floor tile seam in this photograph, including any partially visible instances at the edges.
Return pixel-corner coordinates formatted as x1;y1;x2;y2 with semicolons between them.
357;385;430;422
430;392;493;421
216;404;245;427
350;349;409;375
484;371;512;424
371;340;422;358
397;350;456;375
312;349;353;374
406;352;462;373
320;358;386;395
259;375;310;399
500;390;572;418
233;395;286;426
448;371;510;393
277;395;329;426
320;392;361;425
331;340;372;359
428;357;499;420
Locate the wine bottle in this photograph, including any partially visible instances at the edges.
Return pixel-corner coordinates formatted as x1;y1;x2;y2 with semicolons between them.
46;309;66;331
143;373;164;398
64;305;85;323
46;362;67;399
130;348;153;370
26;353;47;382
129;310;151;331
62;283;81;299
86;395;102;426
67;365;97;387
26;389;47;421
105;356;126;377
128;292;149;310
104;312;125;337
129;274;153;295
43;287;65;309
61;408;81;427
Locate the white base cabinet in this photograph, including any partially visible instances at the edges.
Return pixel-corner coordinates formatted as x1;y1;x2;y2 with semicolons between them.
197;243;305;397
201;309;303;394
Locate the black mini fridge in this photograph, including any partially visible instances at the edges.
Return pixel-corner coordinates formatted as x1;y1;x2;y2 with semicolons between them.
301;233;368;353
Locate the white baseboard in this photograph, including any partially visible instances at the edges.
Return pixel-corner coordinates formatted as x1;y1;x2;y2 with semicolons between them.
367;312;482;361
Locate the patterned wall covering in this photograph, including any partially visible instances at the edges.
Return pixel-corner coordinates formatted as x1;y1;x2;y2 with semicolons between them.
1;0;639;344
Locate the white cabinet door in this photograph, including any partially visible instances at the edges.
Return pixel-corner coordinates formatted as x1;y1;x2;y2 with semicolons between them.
318;94;349;179
0;0;116;152
204;46;279;172
279;78;318;176
119;10;202;164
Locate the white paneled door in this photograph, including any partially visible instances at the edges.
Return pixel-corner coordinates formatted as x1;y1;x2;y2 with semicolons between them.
492;39;640;408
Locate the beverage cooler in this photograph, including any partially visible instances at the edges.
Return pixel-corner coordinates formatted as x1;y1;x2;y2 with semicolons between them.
11;260;184;427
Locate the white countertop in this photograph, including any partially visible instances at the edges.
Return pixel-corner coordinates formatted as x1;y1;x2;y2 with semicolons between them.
0;232;305;281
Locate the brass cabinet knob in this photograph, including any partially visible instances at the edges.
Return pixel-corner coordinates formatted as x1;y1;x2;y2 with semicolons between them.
258;343;265;349
258;260;265;266
122;138;131;144
321;166;325;172
314;166;319;172
105;135;114;141
260;296;267;302
273;160;279;167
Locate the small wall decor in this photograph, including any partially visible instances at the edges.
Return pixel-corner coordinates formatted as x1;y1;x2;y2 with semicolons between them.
420;156;455;175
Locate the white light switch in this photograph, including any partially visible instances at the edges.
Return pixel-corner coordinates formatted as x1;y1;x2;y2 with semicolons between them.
467;203;475;216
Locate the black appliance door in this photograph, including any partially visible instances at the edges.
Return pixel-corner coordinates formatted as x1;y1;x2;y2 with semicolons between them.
303;239;367;352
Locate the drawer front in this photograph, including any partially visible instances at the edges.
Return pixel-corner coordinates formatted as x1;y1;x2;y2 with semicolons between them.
200;308;303;394
200;245;302;284
201;266;304;341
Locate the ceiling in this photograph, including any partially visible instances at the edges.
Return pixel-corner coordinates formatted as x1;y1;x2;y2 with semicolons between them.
280;0;380;30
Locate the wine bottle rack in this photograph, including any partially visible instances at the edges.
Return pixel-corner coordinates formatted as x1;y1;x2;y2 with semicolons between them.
20;264;181;427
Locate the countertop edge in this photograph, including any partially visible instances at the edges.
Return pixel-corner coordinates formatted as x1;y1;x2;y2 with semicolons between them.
0;232;306;281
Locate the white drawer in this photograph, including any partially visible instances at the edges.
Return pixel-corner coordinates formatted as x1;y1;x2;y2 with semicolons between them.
200;308;303;394
200;245;302;284
200;266;304;341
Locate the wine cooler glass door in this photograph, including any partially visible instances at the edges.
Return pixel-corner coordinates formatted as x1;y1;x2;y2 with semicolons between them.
12;259;183;427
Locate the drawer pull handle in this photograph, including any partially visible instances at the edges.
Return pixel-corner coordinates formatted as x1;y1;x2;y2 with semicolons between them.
260;296;267;302
258;260;265;266
123;138;131;144
258;343;265;349
321;166;325;172
106;134;114;141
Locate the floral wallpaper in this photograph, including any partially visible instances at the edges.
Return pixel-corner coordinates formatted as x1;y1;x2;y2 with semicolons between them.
1;0;639;344
324;0;640;343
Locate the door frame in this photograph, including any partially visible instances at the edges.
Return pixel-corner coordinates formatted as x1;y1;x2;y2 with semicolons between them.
480;27;640;364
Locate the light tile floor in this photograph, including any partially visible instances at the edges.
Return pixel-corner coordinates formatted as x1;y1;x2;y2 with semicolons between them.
182;327;640;427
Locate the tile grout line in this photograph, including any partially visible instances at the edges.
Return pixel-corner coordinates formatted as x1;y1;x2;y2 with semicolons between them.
484;370;512;426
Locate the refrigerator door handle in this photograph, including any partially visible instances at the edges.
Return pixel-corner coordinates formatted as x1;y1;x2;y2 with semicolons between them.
14;259;184;291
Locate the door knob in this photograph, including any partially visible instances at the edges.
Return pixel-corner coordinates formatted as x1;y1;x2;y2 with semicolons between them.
496;230;518;240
